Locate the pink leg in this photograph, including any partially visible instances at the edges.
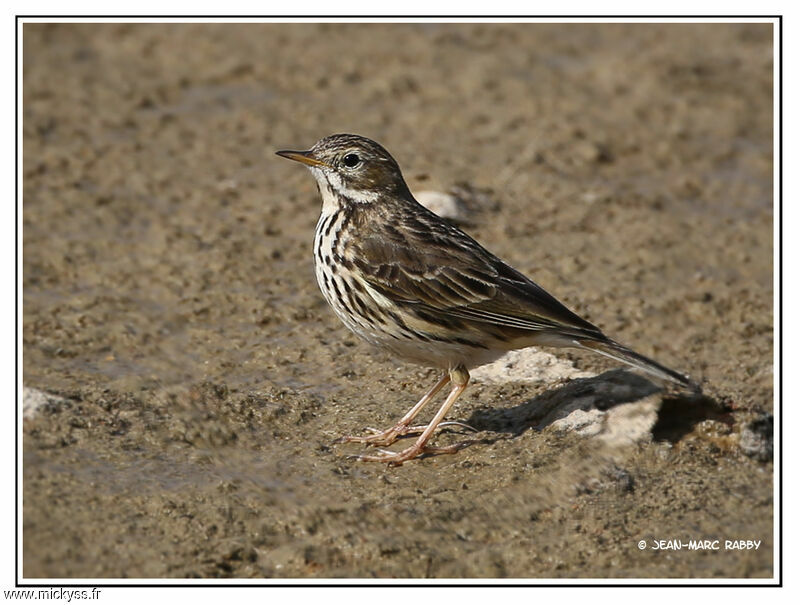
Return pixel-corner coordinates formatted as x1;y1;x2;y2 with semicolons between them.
355;366;472;465
335;373;451;447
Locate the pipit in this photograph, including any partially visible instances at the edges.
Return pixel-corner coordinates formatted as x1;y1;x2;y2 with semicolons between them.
277;134;696;465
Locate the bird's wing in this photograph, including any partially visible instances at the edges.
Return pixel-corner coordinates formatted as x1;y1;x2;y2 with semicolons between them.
352;207;603;339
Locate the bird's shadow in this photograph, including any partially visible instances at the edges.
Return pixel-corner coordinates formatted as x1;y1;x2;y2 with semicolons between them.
465;369;725;444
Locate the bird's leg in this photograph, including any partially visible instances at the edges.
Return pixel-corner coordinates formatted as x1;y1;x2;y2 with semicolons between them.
355;365;472;465
335;373;451;447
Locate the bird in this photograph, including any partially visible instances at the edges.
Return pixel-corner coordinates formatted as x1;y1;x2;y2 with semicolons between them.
276;133;697;464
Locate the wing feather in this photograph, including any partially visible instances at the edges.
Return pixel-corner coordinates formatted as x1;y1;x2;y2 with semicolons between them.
352;204;603;340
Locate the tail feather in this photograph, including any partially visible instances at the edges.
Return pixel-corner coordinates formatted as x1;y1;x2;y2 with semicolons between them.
576;338;699;392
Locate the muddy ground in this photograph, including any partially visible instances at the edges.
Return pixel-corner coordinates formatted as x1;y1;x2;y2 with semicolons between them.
22;23;774;579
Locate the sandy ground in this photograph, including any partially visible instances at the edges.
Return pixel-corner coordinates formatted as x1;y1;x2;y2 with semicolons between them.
22;23;774;579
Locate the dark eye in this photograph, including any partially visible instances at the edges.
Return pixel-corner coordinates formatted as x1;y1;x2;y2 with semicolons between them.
342;153;361;168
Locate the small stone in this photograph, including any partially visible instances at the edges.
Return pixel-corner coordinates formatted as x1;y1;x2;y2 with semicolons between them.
739;413;773;462
22;387;67;420
415;190;471;224
414;183;495;226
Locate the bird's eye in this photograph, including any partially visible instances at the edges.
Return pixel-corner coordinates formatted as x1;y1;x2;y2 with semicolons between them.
342;153;361;168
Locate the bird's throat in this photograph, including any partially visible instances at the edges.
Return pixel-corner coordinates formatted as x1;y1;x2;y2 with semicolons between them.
310;167;379;212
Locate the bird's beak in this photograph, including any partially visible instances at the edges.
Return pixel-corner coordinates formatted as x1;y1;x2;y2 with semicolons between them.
275;149;330;168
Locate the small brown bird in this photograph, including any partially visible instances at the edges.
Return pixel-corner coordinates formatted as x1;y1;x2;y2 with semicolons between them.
277;134;696;464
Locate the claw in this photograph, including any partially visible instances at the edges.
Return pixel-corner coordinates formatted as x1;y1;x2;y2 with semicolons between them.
335;419;477;448
352;439;476;465
334;425;408;447
437;421;478;432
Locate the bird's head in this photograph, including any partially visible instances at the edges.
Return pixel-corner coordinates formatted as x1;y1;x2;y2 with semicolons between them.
277;133;412;205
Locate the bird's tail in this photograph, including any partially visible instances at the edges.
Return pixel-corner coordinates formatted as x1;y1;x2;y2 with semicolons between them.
576;337;699;392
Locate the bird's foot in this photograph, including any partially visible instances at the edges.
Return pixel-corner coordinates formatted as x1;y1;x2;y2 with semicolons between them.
334;423;414;447
349;440;474;466
334;420;476;448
